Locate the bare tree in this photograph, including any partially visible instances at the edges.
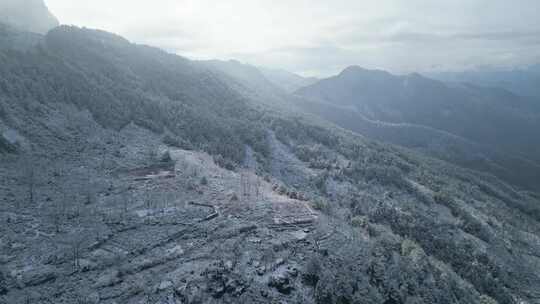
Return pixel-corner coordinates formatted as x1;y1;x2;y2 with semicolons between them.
246;172;252;200
72;236;84;271
51;192;69;233
239;170;252;201
52;204;62;233
119;191;130;223
24;290;32;304
261;246;275;272
255;175;262;200
144;192;155;224
92;206;107;243
161;192;174;219
83;168;97;206
239;171;246;200
21;153;36;207
61;228;90;272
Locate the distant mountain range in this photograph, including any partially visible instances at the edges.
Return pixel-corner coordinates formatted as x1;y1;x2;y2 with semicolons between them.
258;67;319;93
0;0;58;34
197;61;540;191
293;66;540;191
429;65;540;99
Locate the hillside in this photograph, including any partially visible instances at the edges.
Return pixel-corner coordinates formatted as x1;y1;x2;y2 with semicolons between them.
198;59;293;110
0;0;59;34
294;66;540;191
1;25;540;304
258;67;319;93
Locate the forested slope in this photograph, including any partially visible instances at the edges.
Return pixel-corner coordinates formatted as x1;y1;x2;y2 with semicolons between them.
294;66;540;191
1;25;540;304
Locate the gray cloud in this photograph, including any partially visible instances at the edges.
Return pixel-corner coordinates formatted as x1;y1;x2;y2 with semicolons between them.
46;0;540;76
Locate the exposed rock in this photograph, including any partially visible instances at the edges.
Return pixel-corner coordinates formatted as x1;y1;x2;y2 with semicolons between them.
0;132;18;153
160;150;173;163
18;265;57;287
175;284;204;303
93;269;121;288
78;259;97;272
291;230;308;242
273;258;286;269
229;192;239;201
156;280;173;292
10;242;26;251
85;292;100;304
166;245;184;257
256;266;266;276
203;261;247;298
268;267;295;294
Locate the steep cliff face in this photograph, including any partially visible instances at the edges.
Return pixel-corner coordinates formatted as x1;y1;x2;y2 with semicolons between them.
0;0;59;34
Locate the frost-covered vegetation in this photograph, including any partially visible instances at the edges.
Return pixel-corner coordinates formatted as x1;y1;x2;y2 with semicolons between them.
1;24;540;304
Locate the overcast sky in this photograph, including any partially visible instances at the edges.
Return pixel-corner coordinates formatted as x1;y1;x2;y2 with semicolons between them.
46;0;540;76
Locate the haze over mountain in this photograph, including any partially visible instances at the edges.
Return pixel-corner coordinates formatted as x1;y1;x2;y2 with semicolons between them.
294;66;540;191
1;1;540;304
44;0;540;76
258;67;319;93
429;65;540;99
0;0;59;34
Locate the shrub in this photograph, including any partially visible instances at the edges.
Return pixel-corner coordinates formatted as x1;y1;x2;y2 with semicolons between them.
433;191;453;205
288;190;298;200
351;216;368;228
163;134;191;149
479;295;498;304
213;154;236;170
296;192;307;201
363;164;408;189
200;176;208;185
302;256;321;287
401;238;420;256
160;150;173;163
312;198;331;214
0;135;17;153
434;191;491;242
314;173;328;194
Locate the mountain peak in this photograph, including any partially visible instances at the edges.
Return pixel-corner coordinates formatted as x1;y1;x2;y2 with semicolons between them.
338;65;394;79
0;0;59;34
339;65;370;75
